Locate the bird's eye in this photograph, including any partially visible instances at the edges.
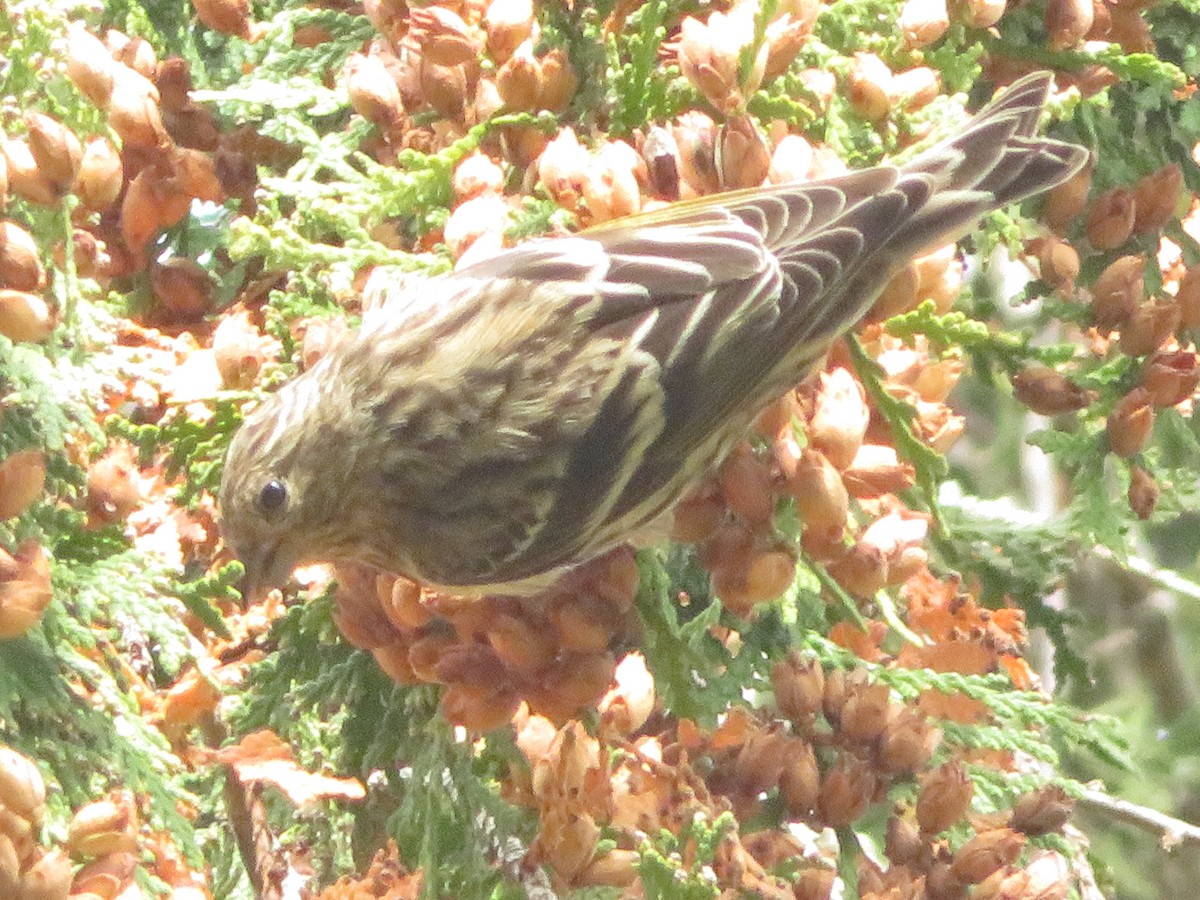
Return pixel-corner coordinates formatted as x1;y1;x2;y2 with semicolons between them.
256;479;288;517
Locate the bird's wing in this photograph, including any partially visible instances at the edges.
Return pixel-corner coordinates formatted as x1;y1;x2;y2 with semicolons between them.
415;72;1088;585
442;167;924;583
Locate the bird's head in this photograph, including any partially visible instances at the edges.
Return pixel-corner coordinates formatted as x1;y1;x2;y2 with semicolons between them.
219;365;366;599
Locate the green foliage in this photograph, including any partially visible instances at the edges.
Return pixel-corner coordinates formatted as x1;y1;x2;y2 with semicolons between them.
604;0;691;135
846;335;947;513
227;593;534;894
636;811;736;900
112;398;247;507
636;549;742;726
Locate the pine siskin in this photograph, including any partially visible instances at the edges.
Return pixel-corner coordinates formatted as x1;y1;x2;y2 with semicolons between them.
220;73;1087;598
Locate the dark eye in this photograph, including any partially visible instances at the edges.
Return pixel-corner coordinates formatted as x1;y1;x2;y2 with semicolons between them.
256;479;288;517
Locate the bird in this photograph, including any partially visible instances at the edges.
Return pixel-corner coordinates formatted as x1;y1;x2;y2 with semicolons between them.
219;72;1088;600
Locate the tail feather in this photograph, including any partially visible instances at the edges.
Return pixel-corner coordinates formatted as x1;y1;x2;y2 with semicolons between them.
887;74;1089;259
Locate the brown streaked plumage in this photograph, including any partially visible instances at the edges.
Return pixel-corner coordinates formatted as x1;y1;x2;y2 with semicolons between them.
220;72;1088;597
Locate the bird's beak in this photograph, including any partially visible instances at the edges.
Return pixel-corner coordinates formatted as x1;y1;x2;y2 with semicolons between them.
237;543;293;601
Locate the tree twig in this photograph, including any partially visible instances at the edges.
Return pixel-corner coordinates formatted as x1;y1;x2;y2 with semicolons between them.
1079;787;1200;850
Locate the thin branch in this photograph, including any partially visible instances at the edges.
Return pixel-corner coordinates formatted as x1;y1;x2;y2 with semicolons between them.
1078;787;1200;850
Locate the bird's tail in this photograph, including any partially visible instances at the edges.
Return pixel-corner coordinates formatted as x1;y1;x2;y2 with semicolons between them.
880;71;1090;262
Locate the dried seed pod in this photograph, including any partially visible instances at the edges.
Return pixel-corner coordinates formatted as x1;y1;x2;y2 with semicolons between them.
1132;164;1183;235
121;167;192;259
885;814;926;869
487;610;557;671
1011;366;1096;415
1127;464;1158;520
192;0;253;39
1090;254;1144;332
1141;350;1200;408
1086;186;1136;251
0;746;46;823
69;850;137;900
363;0;407;42
951;828;1025;884
1009;784;1074;836
0;541;52;639
156;56;194;112
847;52;893;123
719;443;774;524
900;0;949;46
578;848;639;889
916;760;974;835
538;127;589;213
58;228;110;281
962;0;1007;27
18;848;71;900
148;258;213;320
0;291;53;344
1034;236;1079;294
347;53;404;129
763;14;812;81
65;24;118;107
582;141;641;224
24;113;82;197
1041;161;1091;233
673;110;720;197
671;489;725;543
109;33;158;79
826;541;888;599
768;133;814;186
1;141;57;207
676;8;766;114
842;444;916;497
453;152;505;201
772;651;825;722
497;41;542;112
808;367;869;470
878;706;940;774
870;262;920;320
888;66;940;111
777;737;820;818
537;48;577;114
0;222;44;292
1045;0;1093;49
212;312;266;389
785;446;849;536
485;0;535;63
1177;267;1200;331
1119;300;1179;357
716;115;770;190
444;193;511;260
170;146;224;202
75;137;124;212
915;243;963;312
86;445;140;526
441;683;521;732
817;754;877;828
713;549;796;614
67;794;139;858
1109;3;1154;52
839;677;892;745
1106;387;1154;457
333;581;403;651
642;126;681;201
409;6;480;68
797;67;837;109
419;58;471;121
913;357;963;403
108;70;170;150
793;867;837;900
